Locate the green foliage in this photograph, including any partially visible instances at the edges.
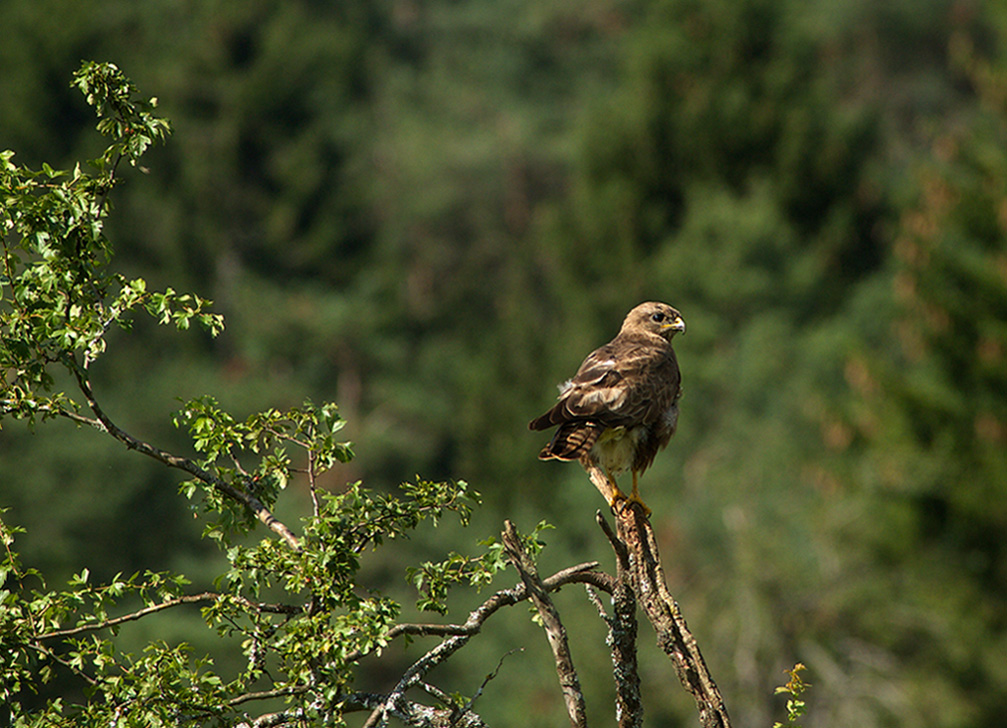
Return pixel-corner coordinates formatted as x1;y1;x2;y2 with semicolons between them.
72;61;172;168
173;397;355;538
0;62;493;728
1;475;483;726
773;663;811;728
408;520;552;614
1;61;220;427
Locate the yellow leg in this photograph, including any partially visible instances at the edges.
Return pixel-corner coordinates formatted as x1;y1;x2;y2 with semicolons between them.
625;471;651;516
605;470;627;510
585;462;627;509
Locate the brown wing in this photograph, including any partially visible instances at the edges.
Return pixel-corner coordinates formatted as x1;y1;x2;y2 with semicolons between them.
528;342;624;429
529;336;681;461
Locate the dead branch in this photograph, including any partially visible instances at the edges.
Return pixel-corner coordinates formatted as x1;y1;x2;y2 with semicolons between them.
343;561;607;665
360;560;608;728
600;505;732;728
502;520;588;728
240;693;489;728
593;512;644;728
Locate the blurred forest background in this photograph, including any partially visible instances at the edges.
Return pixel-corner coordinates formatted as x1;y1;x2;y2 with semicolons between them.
2;0;1007;726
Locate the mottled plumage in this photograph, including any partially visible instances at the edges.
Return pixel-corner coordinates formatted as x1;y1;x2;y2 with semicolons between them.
529;302;685;512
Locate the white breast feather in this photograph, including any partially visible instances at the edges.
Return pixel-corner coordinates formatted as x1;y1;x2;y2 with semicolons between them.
591;425;645;475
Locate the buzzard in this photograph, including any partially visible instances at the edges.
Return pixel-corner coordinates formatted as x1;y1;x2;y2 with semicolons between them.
529;302;685;513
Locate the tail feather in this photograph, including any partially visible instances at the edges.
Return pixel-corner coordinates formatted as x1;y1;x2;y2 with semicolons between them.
528;408;560;431
538;423;601;461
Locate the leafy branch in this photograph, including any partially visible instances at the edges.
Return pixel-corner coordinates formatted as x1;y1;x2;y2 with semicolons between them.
2;62;741;728
773;663;811;728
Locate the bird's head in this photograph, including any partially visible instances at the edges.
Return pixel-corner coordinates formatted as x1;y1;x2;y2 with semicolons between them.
622;301;686;342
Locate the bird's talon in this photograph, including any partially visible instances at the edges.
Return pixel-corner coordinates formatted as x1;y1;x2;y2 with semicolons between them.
624;494;652;517
607;494;650;517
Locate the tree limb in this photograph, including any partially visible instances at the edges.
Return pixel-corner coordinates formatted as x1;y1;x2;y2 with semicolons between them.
228;685;308;708
601;506;732;728
344;561;607;664
593;511;644;728
359;559;607;728
37;592;299;641
501;520;587;728
66;359;301;551
291;692;491;728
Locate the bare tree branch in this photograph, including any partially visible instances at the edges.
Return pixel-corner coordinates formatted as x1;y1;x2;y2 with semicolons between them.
360;559;607;728
603;506;732;728
344;561;608;664
501;520;587;728
342;692;490;728
593;512;644;728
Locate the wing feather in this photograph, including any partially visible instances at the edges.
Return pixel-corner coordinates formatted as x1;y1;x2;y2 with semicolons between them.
529;336;681;433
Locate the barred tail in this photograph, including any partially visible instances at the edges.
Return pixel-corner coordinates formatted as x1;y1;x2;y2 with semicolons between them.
538;423;601;461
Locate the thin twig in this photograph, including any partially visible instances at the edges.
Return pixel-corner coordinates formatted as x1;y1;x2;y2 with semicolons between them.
459;647;523;715
30;640;100;687
38;592;300;641
307;448;321;518
66;359;301;551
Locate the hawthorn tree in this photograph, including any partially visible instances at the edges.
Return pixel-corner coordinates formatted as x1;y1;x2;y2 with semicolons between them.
1;62;735;728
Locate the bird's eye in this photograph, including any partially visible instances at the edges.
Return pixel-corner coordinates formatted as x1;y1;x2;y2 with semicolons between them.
650;312;665;323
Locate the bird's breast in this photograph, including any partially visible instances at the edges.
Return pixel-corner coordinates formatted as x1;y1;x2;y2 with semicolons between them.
590;425;646;475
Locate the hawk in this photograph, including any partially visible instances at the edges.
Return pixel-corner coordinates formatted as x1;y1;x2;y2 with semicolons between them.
529;301;685;513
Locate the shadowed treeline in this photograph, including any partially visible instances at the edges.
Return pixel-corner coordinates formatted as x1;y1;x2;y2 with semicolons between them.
2;1;1006;726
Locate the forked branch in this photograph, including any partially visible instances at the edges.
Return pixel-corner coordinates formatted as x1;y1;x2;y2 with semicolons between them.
359;560;607;728
600;506;732;728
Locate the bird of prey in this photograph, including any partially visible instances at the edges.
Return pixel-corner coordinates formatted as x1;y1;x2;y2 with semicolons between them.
529;301;685;513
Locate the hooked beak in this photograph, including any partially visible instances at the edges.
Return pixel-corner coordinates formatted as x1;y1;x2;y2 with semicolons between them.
662;316;686;335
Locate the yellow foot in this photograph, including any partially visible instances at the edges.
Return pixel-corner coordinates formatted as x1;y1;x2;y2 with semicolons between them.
608;492;651;517
607;490;627;512
624;492;652;517
626;471;651;517
628;495;652;519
